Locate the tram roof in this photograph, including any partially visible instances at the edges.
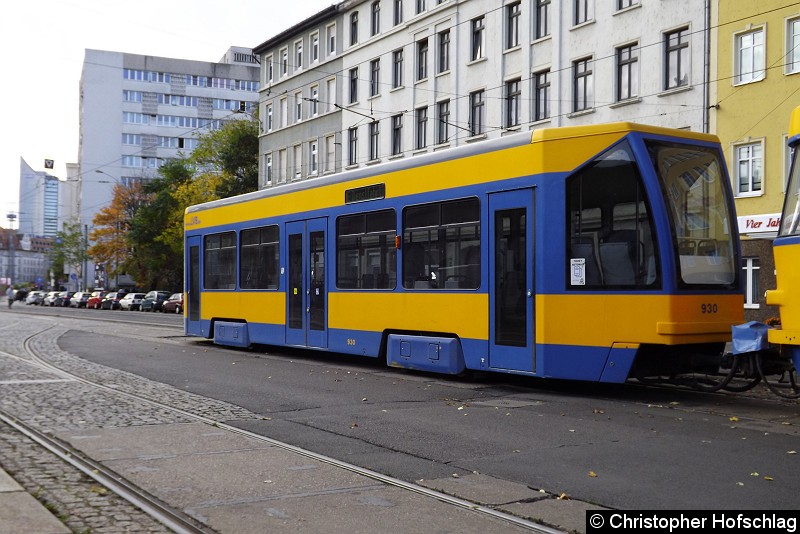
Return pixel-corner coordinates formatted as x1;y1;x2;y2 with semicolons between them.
186;121;718;216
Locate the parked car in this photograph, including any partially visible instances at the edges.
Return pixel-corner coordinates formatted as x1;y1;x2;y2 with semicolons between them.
69;291;92;308
43;291;60;306
87;291;107;309
53;291;75;307
119;292;146;311
100;291;127;310
25;291;44;305
140;291;171;312
161;293;184;314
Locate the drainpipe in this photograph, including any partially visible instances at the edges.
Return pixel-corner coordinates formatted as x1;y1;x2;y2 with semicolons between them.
703;0;711;133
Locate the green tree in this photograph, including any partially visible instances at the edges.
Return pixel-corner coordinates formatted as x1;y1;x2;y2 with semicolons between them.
49;221;89;288
190;116;259;197
126;159;193;290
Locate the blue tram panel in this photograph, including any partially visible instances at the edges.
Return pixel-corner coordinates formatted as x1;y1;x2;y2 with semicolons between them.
183;122;744;385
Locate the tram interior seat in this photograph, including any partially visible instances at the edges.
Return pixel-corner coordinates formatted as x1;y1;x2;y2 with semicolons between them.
599;230;639;285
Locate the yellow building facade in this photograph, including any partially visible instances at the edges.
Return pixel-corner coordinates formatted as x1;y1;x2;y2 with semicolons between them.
712;1;800;321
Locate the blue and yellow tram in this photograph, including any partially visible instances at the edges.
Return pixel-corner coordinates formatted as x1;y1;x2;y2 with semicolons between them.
184;122;743;383
764;105;800;395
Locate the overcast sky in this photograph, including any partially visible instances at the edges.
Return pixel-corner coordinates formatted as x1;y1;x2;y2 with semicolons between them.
0;0;333;226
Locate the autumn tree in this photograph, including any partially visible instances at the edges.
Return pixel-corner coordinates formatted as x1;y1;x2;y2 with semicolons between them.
89;180;149;288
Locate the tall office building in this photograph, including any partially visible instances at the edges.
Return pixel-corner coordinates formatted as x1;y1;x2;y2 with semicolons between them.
18;158;59;238
75;47;260;288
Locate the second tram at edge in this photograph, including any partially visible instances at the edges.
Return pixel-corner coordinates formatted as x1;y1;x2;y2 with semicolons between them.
183;121;746;387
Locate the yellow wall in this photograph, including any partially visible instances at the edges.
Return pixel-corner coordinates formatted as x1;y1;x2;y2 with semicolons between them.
714;2;800;218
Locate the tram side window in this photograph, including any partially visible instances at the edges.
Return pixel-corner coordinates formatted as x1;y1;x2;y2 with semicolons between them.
204;231;237;289
240;225;280;290
567;142;660;289
336;209;397;289
403;198;480;289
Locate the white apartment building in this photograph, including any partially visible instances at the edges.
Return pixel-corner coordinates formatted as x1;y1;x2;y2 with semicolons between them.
255;0;712;189
76;48;260;288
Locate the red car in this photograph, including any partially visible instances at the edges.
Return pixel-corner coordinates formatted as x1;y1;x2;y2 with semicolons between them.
161;293;184;314
87;291;107;309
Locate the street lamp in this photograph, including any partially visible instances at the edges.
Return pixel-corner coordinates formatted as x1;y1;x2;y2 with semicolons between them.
94;169;122;290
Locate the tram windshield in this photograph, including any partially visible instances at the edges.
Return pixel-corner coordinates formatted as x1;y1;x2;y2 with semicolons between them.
779;144;799;236
647;141;737;287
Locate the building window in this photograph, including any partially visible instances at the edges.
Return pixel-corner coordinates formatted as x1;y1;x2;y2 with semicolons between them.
369;121;380;160
280;97;287;128
349;67;359;103
370;58;381;97
438;29;450;73
471;16;485;61
310;86;319;117
617;43;639;101
295;91;303;121
391;114;403;155
295;41;303;71
573;57;593;112
348;127;359;165
536;0;550;39
293;144;302;179
417;38;428;80
574;0;592;25
665;27;689;90
327;24;337;56
325;135;336;173
534;70;550;121
617;0;638;9
788;17;800;74
394;0;403;25
280;48;288;76
326;78;336;111
785;136;795;191
309;141;319;175
416;107;428;150
505;79;521;128
506;2;520;49
266;104;274;131
736;29;765;84
265;153;273;184
437;100;450;144
350;12;359;46
266;56;274;83
469;90;485;136
371;1;381;36
392;49;404;88
311;34;320;63
278;149;287;183
743;258;760;309
735;142;763;196
416;0;425;14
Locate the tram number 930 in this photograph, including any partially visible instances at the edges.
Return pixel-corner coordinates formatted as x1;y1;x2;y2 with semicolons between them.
701;303;719;314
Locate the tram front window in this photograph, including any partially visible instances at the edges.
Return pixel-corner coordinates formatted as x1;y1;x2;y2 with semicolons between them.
779;145;799;236
647;141;737;287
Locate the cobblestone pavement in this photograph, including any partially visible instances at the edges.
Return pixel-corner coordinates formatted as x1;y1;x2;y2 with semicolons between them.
0;314;264;532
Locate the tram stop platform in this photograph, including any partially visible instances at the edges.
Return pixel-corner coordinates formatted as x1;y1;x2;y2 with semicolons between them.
0;466;69;534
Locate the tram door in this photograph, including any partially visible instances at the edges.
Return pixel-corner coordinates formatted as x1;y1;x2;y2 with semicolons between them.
286;218;328;348
488;189;535;372
186;235;202;335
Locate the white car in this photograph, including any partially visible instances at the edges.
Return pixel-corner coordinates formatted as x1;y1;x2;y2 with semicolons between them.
25;291;44;305
119;292;146;311
42;291;60;306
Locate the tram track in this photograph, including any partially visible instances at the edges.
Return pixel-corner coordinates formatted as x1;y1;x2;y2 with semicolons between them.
3;324;564;534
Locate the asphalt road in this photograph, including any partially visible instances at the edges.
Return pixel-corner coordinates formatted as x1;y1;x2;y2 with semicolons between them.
43;312;800;512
